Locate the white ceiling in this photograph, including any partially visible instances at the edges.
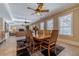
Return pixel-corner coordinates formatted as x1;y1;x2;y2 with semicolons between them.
0;3;77;25
0;4;11;20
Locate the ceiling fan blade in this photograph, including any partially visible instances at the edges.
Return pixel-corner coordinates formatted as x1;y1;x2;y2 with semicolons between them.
37;3;43;9
27;7;35;11
31;11;38;15
40;10;49;12
31;12;35;15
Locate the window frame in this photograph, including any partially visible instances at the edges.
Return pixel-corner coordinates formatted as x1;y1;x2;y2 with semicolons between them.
46;19;53;30
40;22;44;30
58;13;73;36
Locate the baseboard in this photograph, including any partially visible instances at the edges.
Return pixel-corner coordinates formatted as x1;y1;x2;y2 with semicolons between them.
58;39;79;46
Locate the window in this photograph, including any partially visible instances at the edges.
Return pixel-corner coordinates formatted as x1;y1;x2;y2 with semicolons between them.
40;22;44;30
47;20;53;30
59;14;72;35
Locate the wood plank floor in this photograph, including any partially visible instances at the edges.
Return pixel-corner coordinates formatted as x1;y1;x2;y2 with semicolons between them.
0;36;79;56
57;41;79;56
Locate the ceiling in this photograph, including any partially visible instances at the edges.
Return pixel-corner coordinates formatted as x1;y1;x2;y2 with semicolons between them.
0;3;77;25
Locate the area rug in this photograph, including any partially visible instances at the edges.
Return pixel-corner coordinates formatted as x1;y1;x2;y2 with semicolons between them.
41;45;65;56
17;39;65;56
17;48;30;56
17;45;64;56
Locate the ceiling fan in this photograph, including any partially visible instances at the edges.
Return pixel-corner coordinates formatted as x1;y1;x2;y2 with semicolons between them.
22;21;30;26
27;3;49;15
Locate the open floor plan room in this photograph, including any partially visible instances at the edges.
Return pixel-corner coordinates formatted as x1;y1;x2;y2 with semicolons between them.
0;3;79;56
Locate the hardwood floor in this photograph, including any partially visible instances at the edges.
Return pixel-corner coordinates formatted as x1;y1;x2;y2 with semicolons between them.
57;41;79;56
0;36;16;56
0;36;79;56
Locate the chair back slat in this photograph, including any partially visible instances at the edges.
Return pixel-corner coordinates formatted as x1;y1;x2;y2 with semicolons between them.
44;30;51;36
26;30;30;42
38;30;44;36
29;30;33;40
50;30;58;44
26;30;32;42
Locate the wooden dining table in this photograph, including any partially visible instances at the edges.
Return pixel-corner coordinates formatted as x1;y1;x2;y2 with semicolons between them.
33;34;51;41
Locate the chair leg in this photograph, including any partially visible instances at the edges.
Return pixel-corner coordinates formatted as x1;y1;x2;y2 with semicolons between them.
54;46;57;55
40;42;42;52
29;43;32;54
40;44;41;51
32;41;35;54
48;46;50;56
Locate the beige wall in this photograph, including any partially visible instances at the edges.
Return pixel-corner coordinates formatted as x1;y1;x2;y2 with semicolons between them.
30;5;79;42
0;18;4;31
73;7;79;41
0;18;5;42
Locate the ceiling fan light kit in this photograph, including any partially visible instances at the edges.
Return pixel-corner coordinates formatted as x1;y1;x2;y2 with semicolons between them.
36;12;40;15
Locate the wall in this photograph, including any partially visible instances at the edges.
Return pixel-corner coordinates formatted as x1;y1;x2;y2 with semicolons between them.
73;7;79;42
0;17;5;43
0;18;4;31
30;5;79;42
9;25;26;32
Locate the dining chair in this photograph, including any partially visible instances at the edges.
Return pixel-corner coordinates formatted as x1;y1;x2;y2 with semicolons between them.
29;30;42;54
25;30;30;43
25;30;33;54
44;30;51;36
38;30;44;36
41;30;59;56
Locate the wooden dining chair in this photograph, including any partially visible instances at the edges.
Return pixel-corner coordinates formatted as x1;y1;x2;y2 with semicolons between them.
25;30;34;54
38;30;44;36
44;30;51;36
25;30;30;43
41;30;59;56
28;30;42;54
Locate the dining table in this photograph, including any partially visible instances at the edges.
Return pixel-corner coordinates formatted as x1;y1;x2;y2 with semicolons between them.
33;34;51;41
